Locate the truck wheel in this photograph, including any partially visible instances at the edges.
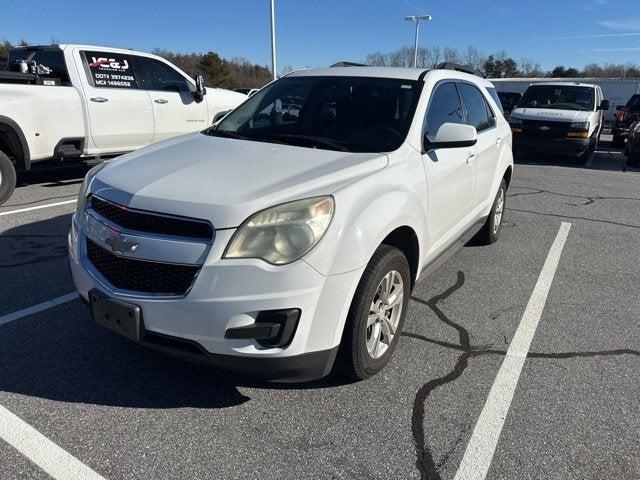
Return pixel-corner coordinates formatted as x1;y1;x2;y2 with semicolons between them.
612;135;625;148
473;179;507;245
0;151;17;205
337;245;411;381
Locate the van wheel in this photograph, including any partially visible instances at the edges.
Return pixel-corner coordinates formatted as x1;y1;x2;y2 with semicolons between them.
612;135;625;148
0;151;17;205
473;179;507;245
337;245;411;380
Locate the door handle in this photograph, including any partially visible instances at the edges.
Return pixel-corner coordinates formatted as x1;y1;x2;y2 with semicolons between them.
154;99;169;104
466;152;476;165
90;97;108;103
496;137;503;146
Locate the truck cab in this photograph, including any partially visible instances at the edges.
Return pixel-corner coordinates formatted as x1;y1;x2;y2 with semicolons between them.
0;44;246;204
508;82;609;160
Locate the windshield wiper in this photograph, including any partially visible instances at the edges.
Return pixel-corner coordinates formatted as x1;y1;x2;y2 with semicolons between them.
203;129;251;140
266;134;352;152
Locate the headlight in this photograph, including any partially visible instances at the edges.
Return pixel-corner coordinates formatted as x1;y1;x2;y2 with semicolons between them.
224;196;334;265
570;121;590;131
77;162;108;213
509;116;523;126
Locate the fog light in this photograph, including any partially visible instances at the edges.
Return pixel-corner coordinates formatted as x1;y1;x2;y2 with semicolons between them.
225;308;300;348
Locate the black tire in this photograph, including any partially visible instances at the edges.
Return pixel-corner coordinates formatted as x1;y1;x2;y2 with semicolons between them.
337;245;411;381
612;135;625;148
0;151;17;205
473;179;507;245
580;135;597;165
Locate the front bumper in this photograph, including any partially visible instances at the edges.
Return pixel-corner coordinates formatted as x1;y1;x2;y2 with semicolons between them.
69;214;362;382
513;134;590;157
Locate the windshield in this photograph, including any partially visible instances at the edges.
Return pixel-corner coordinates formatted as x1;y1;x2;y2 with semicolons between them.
519;85;595;111
208;76;421;153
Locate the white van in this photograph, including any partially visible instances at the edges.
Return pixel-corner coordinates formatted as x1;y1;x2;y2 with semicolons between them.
509;82;609;160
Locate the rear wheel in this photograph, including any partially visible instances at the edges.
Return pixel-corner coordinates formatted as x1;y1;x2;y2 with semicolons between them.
473;179;506;245
612;134;625;148
337;245;411;381
0;151;17;205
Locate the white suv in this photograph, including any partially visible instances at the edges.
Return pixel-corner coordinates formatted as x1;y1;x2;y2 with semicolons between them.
69;66;513;382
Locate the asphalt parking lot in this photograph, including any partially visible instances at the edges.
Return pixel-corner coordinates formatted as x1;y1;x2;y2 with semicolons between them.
1;135;639;480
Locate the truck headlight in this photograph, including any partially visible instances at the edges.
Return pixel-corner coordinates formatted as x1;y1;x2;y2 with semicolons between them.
224;196;334;265
77;162;108;213
509;116;523;126
570;121;590;131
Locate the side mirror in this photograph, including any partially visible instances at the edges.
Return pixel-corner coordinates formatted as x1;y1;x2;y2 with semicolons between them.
598;100;610;111
424;123;478;150
193;74;206;103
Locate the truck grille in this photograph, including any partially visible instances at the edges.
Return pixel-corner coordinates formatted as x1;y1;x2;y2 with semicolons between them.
90;196;213;240
522;119;570;139
86;238;200;296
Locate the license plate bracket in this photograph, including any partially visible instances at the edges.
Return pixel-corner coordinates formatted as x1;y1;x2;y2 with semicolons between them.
89;289;142;342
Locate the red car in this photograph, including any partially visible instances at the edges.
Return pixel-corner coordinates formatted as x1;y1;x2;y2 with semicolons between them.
613;94;640;147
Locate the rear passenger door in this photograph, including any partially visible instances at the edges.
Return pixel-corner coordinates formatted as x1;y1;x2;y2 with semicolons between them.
135;57;207;142
457;82;500;213
421;81;477;248
78;50;154;150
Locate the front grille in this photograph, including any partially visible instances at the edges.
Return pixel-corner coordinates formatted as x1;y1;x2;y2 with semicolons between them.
90;196;213;240
522;119;570;139
86;238;199;296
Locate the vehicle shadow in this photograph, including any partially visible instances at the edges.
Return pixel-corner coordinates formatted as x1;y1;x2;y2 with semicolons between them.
0;214;347;411
515;138;627;171
16;163;92;189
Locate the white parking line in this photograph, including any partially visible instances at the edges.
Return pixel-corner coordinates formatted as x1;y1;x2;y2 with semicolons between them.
0;199;77;217
454;222;572;480
0;293;79;327
0;404;106;480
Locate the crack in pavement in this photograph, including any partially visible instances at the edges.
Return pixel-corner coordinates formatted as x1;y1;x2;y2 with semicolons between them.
406;271;640;480
506;207;640;229
508;185;640;204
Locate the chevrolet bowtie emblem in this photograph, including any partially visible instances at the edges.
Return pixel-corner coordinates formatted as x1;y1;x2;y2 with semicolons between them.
539;126;551;131
105;233;139;254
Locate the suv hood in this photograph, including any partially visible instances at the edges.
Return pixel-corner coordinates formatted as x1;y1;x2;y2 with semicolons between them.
92;133;388;229
511;108;593;123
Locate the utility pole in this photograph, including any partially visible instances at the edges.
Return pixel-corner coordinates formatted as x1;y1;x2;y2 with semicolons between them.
405;15;432;68
270;0;277;80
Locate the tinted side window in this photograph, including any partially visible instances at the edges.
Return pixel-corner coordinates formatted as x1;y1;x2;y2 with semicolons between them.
459;83;493;132
83;51;139;89
425;82;465;137
136;57;191;93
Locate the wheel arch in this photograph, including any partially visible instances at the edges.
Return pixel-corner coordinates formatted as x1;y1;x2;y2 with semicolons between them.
503;165;513;188
380;225;420;290
0;116;30;171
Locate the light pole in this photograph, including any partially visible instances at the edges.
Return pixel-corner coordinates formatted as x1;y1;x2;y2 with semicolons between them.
270;0;277;80
405;15;432;68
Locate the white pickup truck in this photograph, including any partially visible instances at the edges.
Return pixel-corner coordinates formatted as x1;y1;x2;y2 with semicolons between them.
0;44;246;204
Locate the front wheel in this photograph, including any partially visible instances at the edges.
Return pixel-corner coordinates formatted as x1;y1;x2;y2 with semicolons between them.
612;135;625;148
337;245;411;381
473;179;507;245
0;151;17;205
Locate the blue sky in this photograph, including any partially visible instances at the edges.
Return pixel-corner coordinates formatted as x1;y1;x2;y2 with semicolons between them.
3;0;640;70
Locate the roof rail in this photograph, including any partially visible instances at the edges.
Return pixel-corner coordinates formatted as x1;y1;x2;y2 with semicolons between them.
330;61;368;67
435;62;484;77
